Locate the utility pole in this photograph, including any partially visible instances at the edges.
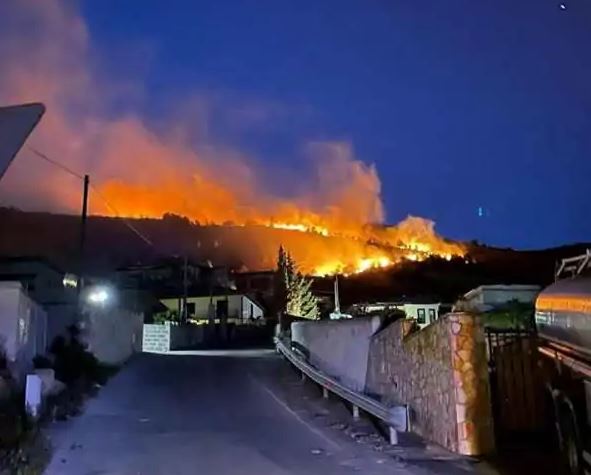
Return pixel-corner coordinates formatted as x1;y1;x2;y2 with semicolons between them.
334;275;340;314
78;174;89;292
182;254;188;323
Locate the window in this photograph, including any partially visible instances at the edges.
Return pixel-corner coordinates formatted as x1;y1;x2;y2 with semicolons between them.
417;308;426;324
428;308;436;322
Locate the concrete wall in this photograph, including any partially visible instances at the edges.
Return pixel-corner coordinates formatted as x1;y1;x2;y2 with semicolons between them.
366;313;494;455
81;306;143;365
170;324;207;349
0;282;48;381
291;316;382;392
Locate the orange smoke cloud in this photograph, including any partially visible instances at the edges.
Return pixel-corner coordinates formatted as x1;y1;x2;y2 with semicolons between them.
0;0;464;275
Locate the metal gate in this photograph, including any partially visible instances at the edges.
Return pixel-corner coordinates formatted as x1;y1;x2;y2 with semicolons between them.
485;328;547;444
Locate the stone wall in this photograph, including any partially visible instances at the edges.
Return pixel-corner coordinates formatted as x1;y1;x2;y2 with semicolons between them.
366;313;494;456
291;316;382;392
142;323;171;353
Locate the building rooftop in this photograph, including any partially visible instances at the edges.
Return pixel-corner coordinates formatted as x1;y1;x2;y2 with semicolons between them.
0;255;65;274
463;284;541;301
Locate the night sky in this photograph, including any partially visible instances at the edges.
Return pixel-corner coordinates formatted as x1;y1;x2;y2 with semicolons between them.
4;1;591;249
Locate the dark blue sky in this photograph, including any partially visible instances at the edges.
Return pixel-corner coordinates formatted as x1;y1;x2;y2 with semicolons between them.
81;0;591;249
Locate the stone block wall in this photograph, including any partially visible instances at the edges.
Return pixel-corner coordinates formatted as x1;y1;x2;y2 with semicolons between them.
142;323;171;353
366;313;494;456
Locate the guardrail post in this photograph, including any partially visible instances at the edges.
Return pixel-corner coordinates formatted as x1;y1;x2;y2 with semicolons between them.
389;427;398;445
352;405;360;419
322;387;329;399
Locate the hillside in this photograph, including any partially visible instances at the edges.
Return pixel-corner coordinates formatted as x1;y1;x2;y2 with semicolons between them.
0;207;588;302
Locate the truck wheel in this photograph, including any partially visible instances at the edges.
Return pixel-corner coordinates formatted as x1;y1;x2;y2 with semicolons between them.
560;409;582;475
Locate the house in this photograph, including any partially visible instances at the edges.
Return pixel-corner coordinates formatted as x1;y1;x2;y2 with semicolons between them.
349;299;446;329
459;284;541;313
159;291;264;323
0;256;77;305
234;270;275;301
116;257;233;296
0;256;78;344
402;303;441;328
0;281;48;381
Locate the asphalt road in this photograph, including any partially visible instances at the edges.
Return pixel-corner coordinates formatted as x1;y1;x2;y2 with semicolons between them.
44;351;454;475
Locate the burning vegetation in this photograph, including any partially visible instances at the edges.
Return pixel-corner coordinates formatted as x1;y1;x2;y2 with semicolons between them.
97;180;465;276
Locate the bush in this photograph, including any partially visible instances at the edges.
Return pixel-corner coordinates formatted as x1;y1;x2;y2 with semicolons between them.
49;326;100;385
32;355;52;370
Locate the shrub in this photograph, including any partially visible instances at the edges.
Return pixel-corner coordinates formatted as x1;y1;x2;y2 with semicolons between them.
32;355;52;370
49;326;100;385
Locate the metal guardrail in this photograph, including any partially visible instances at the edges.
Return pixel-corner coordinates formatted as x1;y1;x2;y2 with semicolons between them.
275;337;408;444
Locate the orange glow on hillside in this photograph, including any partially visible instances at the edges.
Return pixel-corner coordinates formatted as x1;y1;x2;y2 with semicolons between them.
96;180;464;275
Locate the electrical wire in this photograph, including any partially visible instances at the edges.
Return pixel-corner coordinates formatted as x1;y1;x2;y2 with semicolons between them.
89;184;154;247
29;147;85;180
28;146;154;247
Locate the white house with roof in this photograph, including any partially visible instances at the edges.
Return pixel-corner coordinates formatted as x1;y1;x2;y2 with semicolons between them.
0;257;78;344
459;284;541;313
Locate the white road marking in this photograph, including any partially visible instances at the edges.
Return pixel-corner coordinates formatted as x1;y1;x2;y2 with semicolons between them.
167;349;275;357
258;383;342;451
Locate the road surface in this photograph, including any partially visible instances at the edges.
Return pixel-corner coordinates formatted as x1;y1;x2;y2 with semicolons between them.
44;350;466;475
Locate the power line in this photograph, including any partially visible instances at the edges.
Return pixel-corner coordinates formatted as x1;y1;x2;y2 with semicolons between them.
28;146;154;248
29;146;85;180
89;184;154;247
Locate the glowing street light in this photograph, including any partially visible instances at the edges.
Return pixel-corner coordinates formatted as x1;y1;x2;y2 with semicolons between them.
87;287;110;305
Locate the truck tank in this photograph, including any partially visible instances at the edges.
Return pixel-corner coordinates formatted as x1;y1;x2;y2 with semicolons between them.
535;250;591;361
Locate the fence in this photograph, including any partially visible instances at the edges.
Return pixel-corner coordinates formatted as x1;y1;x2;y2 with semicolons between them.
485;328;546;444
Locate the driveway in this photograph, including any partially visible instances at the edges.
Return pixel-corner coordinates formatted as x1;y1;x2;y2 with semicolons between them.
44;350;468;474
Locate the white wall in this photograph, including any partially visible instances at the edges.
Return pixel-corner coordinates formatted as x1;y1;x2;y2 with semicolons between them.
291;316;383;392
0;283;19;361
0;282;47;381
81;306;143;365
241;296;263;321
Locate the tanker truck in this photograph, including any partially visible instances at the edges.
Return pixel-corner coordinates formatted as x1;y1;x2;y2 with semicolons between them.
536;249;591;474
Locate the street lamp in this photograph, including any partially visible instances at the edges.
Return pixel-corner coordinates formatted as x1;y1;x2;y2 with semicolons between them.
86;286;112;305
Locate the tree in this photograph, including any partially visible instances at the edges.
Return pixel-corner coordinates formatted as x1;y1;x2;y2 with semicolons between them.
277;246;319;320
